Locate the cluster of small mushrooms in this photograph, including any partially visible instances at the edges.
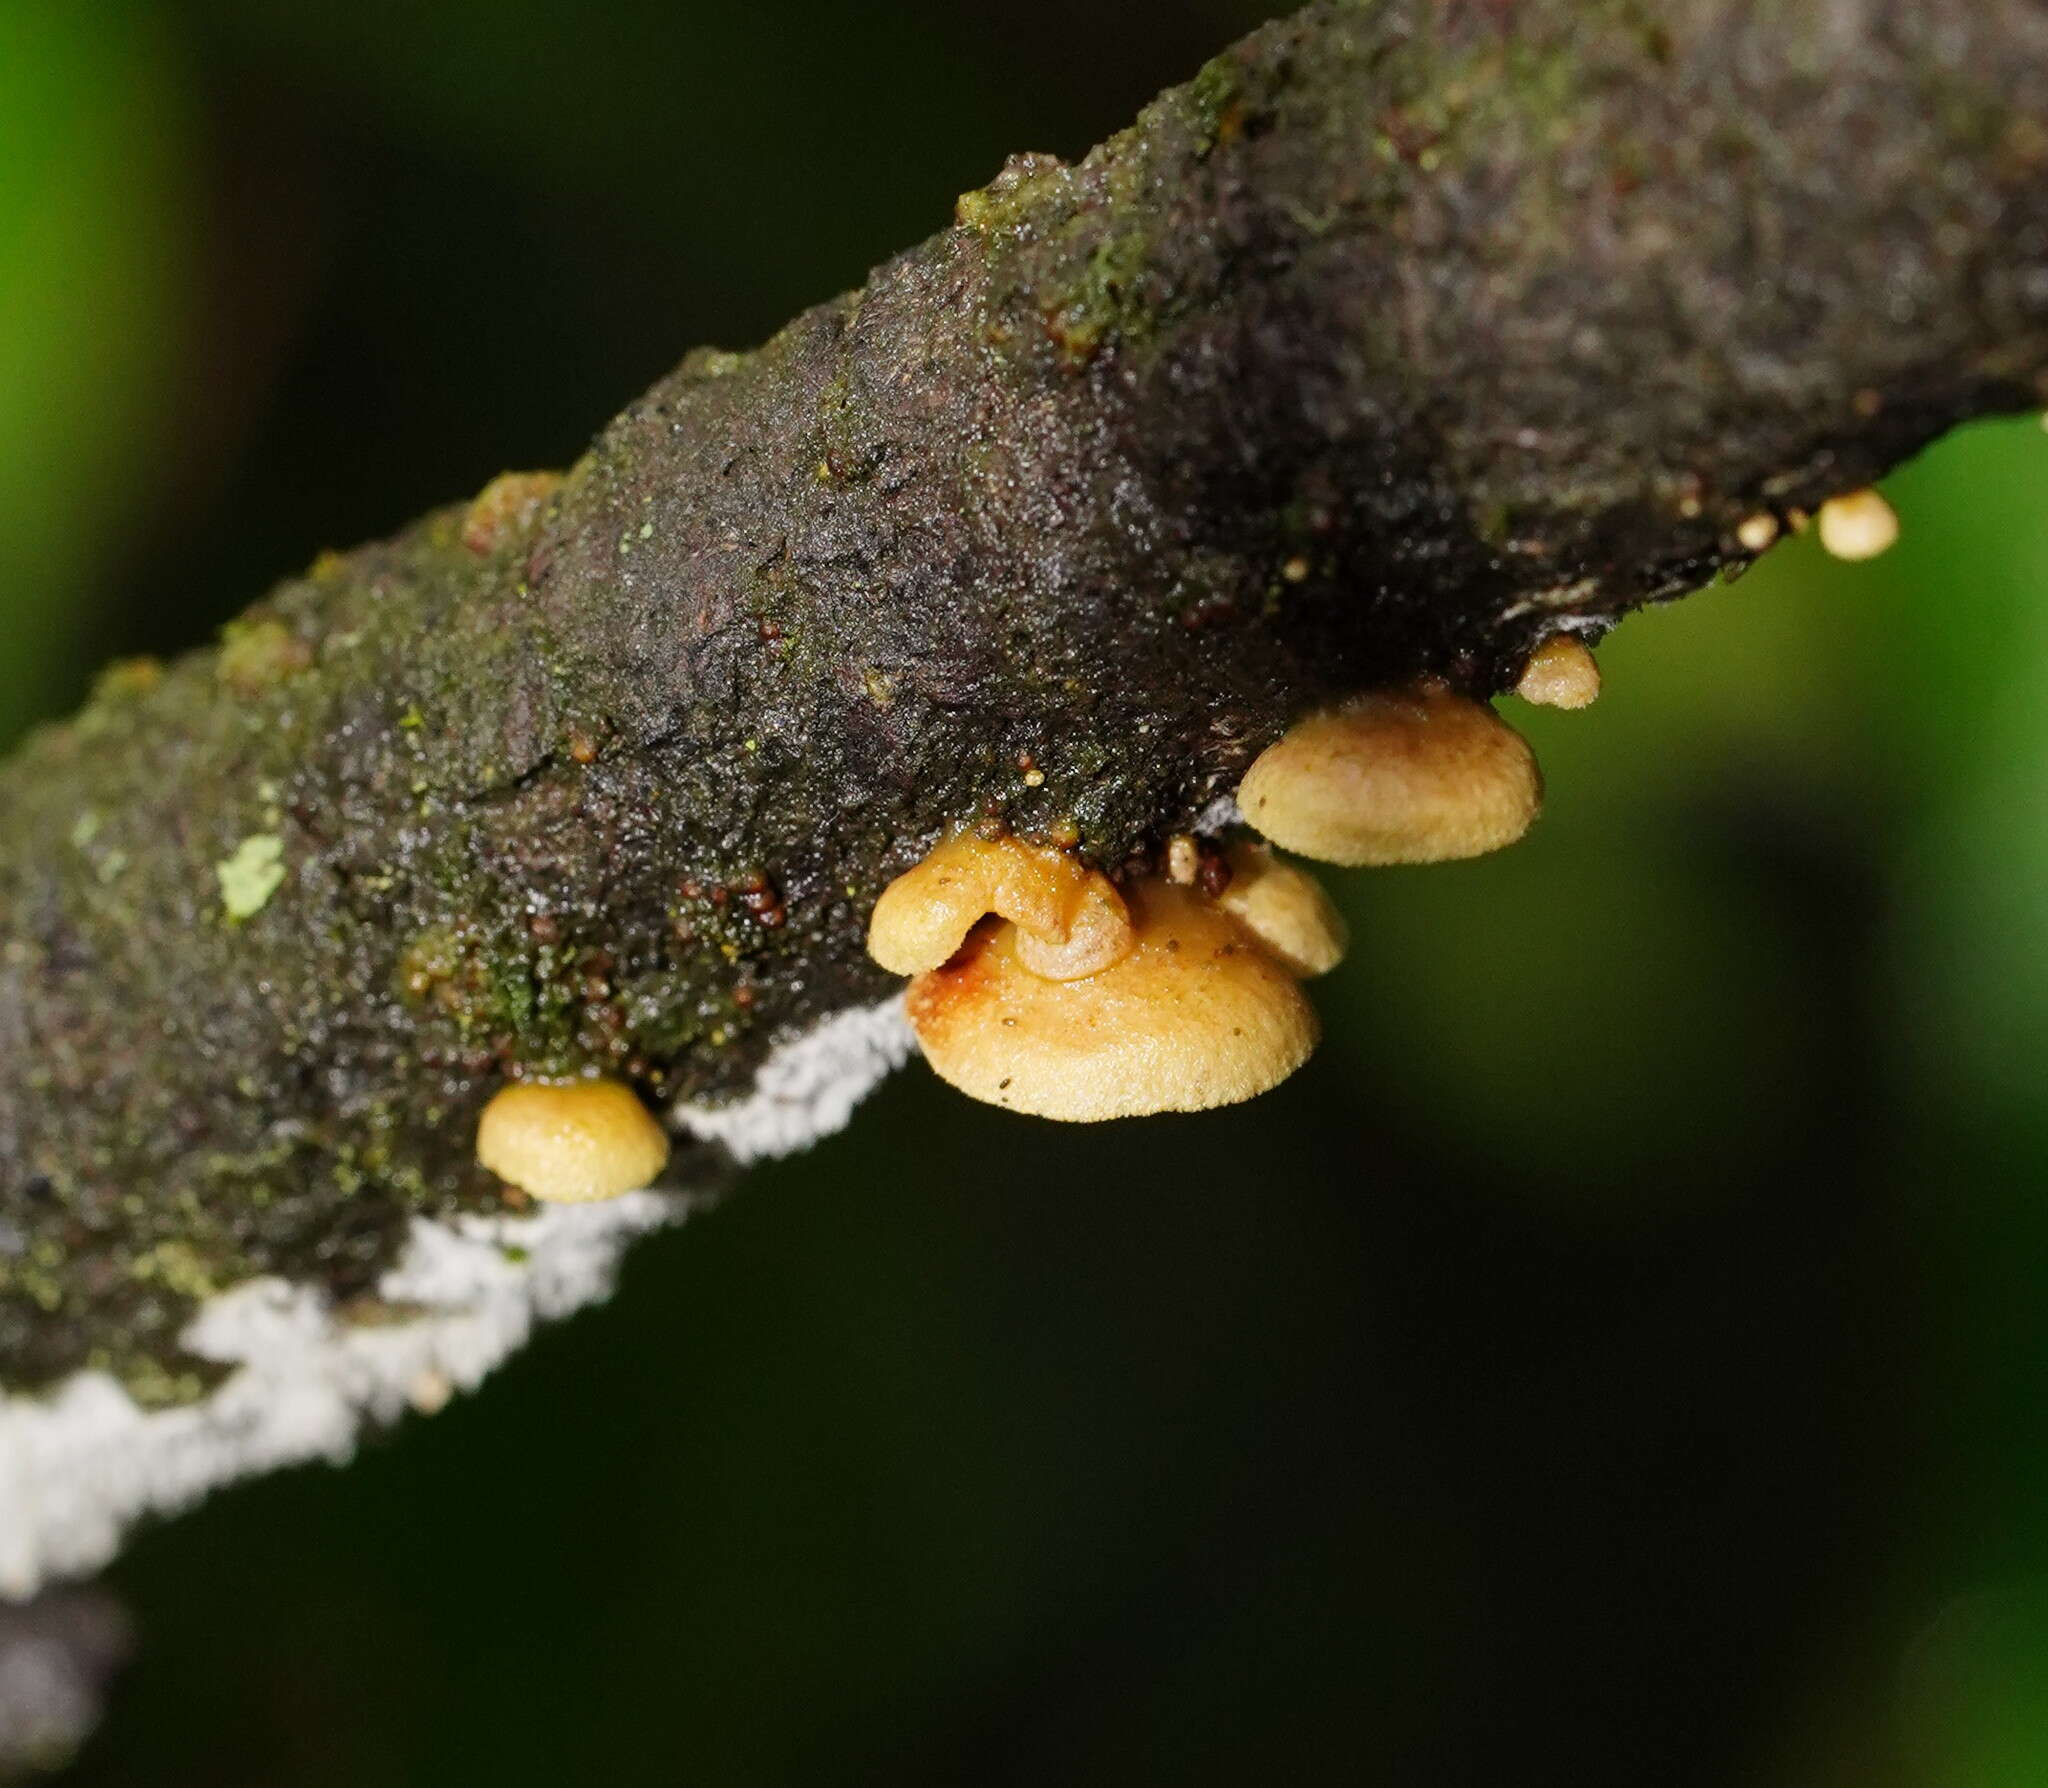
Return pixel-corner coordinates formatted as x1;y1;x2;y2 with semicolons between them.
475;487;1901;1202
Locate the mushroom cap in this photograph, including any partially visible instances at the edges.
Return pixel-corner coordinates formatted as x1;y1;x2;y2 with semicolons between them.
1217;844;1348;977
906;882;1317;1121
1816;488;1899;561
1735;512;1781;553
1236;686;1542;866
868;831;1130;977
476;1078;670;1203
1513;637;1601;710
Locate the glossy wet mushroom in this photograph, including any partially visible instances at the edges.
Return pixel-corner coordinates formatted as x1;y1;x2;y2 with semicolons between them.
867;830;1134;980
1235;683;1542;866
906;880;1320;1121
867;830;1349;1122
476;1077;670;1203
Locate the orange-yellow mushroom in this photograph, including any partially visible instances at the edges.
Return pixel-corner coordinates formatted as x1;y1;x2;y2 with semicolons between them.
1816;488;1898;561
1010;873;1132;980
1512;638;1601;710
906;881;1315;1121
1216;844;1348;978
1236;684;1541;866
476;1077;669;1203
867;831;1133;978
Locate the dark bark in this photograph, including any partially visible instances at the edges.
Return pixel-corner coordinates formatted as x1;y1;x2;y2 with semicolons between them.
1;0;2044;1396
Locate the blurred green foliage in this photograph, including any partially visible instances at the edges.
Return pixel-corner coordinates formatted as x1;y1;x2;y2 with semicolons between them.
5;2;2048;1782
0;5;192;732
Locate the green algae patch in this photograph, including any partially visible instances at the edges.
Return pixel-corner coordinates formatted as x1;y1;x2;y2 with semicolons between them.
217;618;314;694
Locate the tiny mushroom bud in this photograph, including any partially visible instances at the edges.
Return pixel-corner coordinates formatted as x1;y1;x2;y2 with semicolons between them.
867;831;1133;978
1513;637;1601;710
906;882;1316;1121
476;1077;669;1204
1236;684;1542;866
1736;512;1781;553
1816;488;1899;561
1216;844;1348;978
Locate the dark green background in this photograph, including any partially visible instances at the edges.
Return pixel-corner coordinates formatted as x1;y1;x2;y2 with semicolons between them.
7;2;2048;1781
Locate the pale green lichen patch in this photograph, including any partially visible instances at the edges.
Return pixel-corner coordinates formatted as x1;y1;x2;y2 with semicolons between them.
217;834;287;920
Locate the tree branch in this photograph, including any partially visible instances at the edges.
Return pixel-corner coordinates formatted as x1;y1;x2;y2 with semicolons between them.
0;0;2043;1588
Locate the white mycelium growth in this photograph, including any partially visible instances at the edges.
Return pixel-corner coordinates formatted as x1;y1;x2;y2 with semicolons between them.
0;998;913;1599
672;998;914;1163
